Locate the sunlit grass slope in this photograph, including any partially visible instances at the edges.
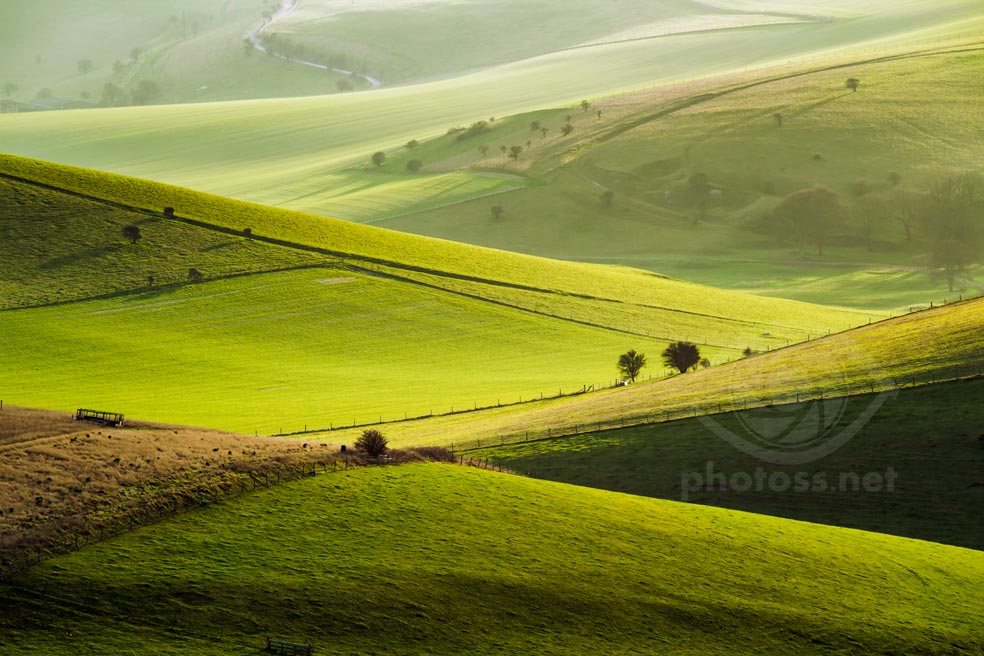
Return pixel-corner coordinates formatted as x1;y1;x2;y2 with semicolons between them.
0;268;695;434
320;297;984;449
0;0;977;212
474;378;984;550
4;464;983;655
378;43;984;308
0;154;876;345
277;0;797;83
0;175;323;308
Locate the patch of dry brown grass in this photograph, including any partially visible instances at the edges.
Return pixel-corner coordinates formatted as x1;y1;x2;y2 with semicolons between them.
0;406;350;572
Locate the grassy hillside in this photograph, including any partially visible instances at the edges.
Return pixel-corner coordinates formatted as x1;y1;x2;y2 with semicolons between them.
0;268;704;433
0;1;976;204
376;43;984;309
472;378;984;550
1;157;900;434
275;0;802;83
0;175;323;308
317;296;984;449
0;405;347;571
3;464;984;655
0;0;355;107
0;155;875;338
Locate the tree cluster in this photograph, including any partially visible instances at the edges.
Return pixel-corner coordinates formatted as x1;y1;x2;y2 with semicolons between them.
763;172;983;290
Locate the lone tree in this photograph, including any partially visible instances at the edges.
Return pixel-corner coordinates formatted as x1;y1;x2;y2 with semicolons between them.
845;77;860;92
773;112;783;127
662;341;700;374
478;144;490;156
371;151;386;167
355;428;388;458
581;99;590;112
561;123;574;136
122;225;141;244
188;268;204;283
509;145;523;160
405;139;419;150
530;120;541;133
490;204;504;220
617;350;646;383
405;159;423;173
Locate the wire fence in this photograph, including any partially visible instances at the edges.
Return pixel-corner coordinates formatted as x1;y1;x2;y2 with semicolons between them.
1;262;345;312
449;364;984;454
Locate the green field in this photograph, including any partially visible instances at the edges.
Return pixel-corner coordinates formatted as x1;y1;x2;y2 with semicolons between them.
2;159;906;434
3;6;982;311
1;1;977;201
0;0;360;106
472;378;984;550
0;267;708;433
4;5;984;655
0;175;324;308
3;464;983;655
316;296;984;450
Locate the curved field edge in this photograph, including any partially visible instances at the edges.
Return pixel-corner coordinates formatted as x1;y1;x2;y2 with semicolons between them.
471;377;984;550
316;296;984;449
3;464;983;655
0;154;877;331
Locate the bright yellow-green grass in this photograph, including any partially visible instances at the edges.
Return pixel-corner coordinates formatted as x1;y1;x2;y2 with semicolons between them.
3;464;983;655
319;297;984;449
0;1;977;212
0;176;324;308
0;154;878;340
0;268;708;434
264;169;524;221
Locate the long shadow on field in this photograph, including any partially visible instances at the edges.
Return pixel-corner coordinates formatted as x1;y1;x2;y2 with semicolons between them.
479;378;984;550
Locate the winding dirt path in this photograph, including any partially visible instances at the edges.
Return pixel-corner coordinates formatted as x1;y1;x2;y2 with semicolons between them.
245;0;382;89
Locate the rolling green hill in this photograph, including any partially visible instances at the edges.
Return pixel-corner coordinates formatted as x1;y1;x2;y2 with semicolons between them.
0;0;360;107
472;377;984;550
0;1;977;206
317;295;984;450
3;464;983;655
0;175;323;308
1;156;892;433
4;8;981;311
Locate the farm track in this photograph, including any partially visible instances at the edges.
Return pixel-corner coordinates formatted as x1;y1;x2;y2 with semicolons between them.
246;0;382;89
